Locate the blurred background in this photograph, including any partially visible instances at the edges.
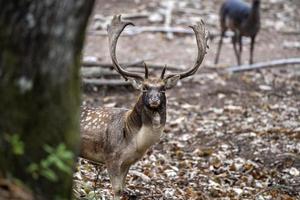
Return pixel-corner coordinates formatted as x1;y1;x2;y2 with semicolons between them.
84;0;299;67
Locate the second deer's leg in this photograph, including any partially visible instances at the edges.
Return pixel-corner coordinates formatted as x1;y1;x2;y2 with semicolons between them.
238;34;243;64
214;30;225;64
232;33;241;65
250;35;256;64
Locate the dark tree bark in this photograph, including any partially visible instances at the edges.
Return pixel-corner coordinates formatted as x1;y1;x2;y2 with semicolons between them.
0;0;94;199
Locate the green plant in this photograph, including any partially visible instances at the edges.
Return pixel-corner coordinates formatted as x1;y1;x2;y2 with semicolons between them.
27;143;74;182
4;133;24;155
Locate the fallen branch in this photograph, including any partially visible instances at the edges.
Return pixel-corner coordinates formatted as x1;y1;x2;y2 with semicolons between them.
82;78;130;86
89;26;194;36
82;60;144;68
176;7;207;16
226;58;300;73
88;26;219;40
81;67;117;77
92;13;150;30
81;67;156;77
121;13;150;20
81;61;183;72
95;13;150;21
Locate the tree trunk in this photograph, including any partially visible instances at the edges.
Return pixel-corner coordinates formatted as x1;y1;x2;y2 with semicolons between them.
0;0;94;199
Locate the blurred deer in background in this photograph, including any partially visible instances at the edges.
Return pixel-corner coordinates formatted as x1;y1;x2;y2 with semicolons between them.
215;0;261;65
80;15;208;199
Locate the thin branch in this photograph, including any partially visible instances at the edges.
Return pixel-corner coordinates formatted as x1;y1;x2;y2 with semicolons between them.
226;58;300;73
253;184;296;200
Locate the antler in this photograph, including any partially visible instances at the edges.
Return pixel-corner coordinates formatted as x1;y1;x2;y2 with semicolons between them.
164;20;208;80
108;15;144;81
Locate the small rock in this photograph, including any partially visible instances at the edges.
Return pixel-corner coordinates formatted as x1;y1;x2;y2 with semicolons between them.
289;167;299;176
164;188;175;198
259;85;272;91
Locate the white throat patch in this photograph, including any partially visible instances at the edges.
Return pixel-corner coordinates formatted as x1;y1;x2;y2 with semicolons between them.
135;125;163;152
152;112;161;129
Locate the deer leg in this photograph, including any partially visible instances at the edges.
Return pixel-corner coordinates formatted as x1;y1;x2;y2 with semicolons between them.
232;33;240;65
250;35;256;64
107;164;130;200
215;30;225;64
238;34;243;64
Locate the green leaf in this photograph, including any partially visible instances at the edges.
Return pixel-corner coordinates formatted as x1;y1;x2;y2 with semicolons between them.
54;158;72;174
41;159;51;168
6;134;24;155
59;150;74;160
41;168;58;182
43;144;54;154
27;163;39;173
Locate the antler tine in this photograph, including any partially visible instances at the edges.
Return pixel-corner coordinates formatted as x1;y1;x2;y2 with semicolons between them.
160;65;167;79
143;62;149;79
108;15;144;81
164;20;208;80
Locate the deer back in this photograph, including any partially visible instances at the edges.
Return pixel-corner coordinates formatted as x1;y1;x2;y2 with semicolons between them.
80;107;128;163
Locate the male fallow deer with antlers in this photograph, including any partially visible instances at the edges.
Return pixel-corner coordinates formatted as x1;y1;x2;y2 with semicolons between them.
80;15;208;199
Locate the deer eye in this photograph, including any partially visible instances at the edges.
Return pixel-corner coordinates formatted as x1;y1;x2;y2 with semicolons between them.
142;85;149;92
159;86;166;93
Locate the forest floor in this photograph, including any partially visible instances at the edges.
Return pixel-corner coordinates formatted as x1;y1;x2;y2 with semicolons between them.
74;0;300;199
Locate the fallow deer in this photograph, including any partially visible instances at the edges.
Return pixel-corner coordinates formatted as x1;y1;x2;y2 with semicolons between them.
80;15;208;199
215;0;261;65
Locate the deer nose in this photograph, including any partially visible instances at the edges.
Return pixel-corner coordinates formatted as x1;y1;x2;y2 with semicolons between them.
149;98;160;108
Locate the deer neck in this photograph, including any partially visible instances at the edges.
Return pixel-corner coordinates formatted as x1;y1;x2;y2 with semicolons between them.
125;94;166;135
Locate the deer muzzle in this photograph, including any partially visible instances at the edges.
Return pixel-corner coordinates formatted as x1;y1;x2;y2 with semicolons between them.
149;100;160;108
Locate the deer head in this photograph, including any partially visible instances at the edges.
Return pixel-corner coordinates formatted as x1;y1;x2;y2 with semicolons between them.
108;15;208;110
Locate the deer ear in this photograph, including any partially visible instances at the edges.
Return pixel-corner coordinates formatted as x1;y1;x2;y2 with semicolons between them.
165;75;180;89
129;78;143;90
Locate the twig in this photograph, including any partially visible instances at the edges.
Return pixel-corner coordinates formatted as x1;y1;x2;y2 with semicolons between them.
253;184;295;200
226;58;300;73
130;170;151;183
276;153;300;160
